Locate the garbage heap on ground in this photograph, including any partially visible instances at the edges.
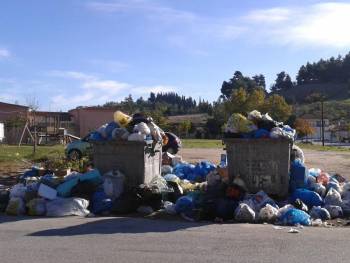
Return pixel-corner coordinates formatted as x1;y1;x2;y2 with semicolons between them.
1;157;349;226
0;110;348;227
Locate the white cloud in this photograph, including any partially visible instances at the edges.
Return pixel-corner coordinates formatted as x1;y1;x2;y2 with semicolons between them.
243;2;350;48
49;69;177;109
88;1;350;50
0;48;11;59
83;80;130;91
48;70;95;81
87;0;196;23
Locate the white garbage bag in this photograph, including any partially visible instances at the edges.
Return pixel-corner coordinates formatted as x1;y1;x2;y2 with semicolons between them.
325;205;343;219
234;203;255;223
258;204;278;223
9;184;27;199
134;122;151;135
6;197;26;215
27;198;47;216
103;170;125;200
46;198;90;217
324;188;342;207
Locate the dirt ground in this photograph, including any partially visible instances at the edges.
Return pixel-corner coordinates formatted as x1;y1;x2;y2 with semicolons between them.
180;148;350;179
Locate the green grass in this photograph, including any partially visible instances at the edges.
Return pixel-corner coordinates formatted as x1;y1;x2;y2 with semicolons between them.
182;139;223;148
0;145;65;163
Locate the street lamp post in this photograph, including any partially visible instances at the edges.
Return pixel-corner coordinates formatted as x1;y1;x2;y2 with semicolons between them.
321;98;325;147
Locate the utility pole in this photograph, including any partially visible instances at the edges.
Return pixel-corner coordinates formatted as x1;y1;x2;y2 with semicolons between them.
33;109;36;154
321;98;325;147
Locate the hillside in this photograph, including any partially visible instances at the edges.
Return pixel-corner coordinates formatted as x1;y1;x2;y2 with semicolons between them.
295;99;350;121
274;83;349;104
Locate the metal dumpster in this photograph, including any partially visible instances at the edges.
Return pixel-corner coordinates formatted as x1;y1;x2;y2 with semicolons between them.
224;138;292;198
92;141;162;188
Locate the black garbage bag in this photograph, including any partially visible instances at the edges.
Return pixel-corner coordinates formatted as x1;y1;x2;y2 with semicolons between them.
136;184;163;211
111;191;142;214
293;198;309;212
0;189;9;213
71;181;100;200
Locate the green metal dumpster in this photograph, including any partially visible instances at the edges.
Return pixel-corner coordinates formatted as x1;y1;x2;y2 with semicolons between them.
92;141;162;188
224;138;292;198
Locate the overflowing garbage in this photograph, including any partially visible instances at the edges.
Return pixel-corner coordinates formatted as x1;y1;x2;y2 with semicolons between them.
89;111;167;144
224;110;296;141
0;109;349;229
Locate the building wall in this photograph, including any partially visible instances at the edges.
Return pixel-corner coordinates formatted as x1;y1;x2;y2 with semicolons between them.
0;102;28;122
0;123;4;142
69;108;116;137
303;118;331;141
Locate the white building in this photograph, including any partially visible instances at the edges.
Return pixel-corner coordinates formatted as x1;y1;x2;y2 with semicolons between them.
0;122;4;142
302;118;331;141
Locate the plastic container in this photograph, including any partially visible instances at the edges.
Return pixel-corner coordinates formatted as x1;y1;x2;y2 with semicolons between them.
38;184;57;200
92;141;162;188
224;138;292;198
289;159;307;192
113;111;132;127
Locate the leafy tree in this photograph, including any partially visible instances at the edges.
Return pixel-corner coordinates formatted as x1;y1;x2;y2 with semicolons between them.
296;52;350;84
221;71;266;98
271;71;294;91
261;94;292;122
294;118;315;139
178;120;192;137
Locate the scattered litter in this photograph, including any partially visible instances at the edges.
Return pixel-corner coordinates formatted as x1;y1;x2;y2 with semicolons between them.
288;228;300;234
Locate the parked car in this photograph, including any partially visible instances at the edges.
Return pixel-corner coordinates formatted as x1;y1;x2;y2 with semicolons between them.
65;134;92;160
65;131;182;160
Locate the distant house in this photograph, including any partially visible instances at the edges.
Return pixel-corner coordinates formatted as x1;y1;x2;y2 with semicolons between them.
0;101;29;122
300;116;331;141
69;106;119;137
0;102;29;143
329;120;350;142
167;113;209;138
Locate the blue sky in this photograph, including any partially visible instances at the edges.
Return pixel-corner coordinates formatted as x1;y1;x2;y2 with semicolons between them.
1;0;350;111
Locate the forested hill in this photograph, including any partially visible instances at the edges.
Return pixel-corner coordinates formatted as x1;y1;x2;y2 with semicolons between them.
271;52;350;103
275;83;349;104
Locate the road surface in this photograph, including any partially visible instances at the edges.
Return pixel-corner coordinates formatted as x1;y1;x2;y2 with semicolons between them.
0;215;349;263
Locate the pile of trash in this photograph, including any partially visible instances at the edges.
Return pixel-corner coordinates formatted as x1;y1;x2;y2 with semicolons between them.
1;148;348;228
89;111;167;144
0;109;348;228
225;110;296;141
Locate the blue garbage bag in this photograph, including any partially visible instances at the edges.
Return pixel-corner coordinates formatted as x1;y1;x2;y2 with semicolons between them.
91;191;113;214
174;161;215;182
56;177;79;197
215;198;239;220
254;129;270;138
174;163;195;180
105;121;119;139
310;206;331;221
326;181;341;193
90;132;104;141
289;160;307;193
80;170;103;185
175;195;194;213
279;208;311;226
290;189;323;208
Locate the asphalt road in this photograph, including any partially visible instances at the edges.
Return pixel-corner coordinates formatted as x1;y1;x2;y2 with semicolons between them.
1;215;349;263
